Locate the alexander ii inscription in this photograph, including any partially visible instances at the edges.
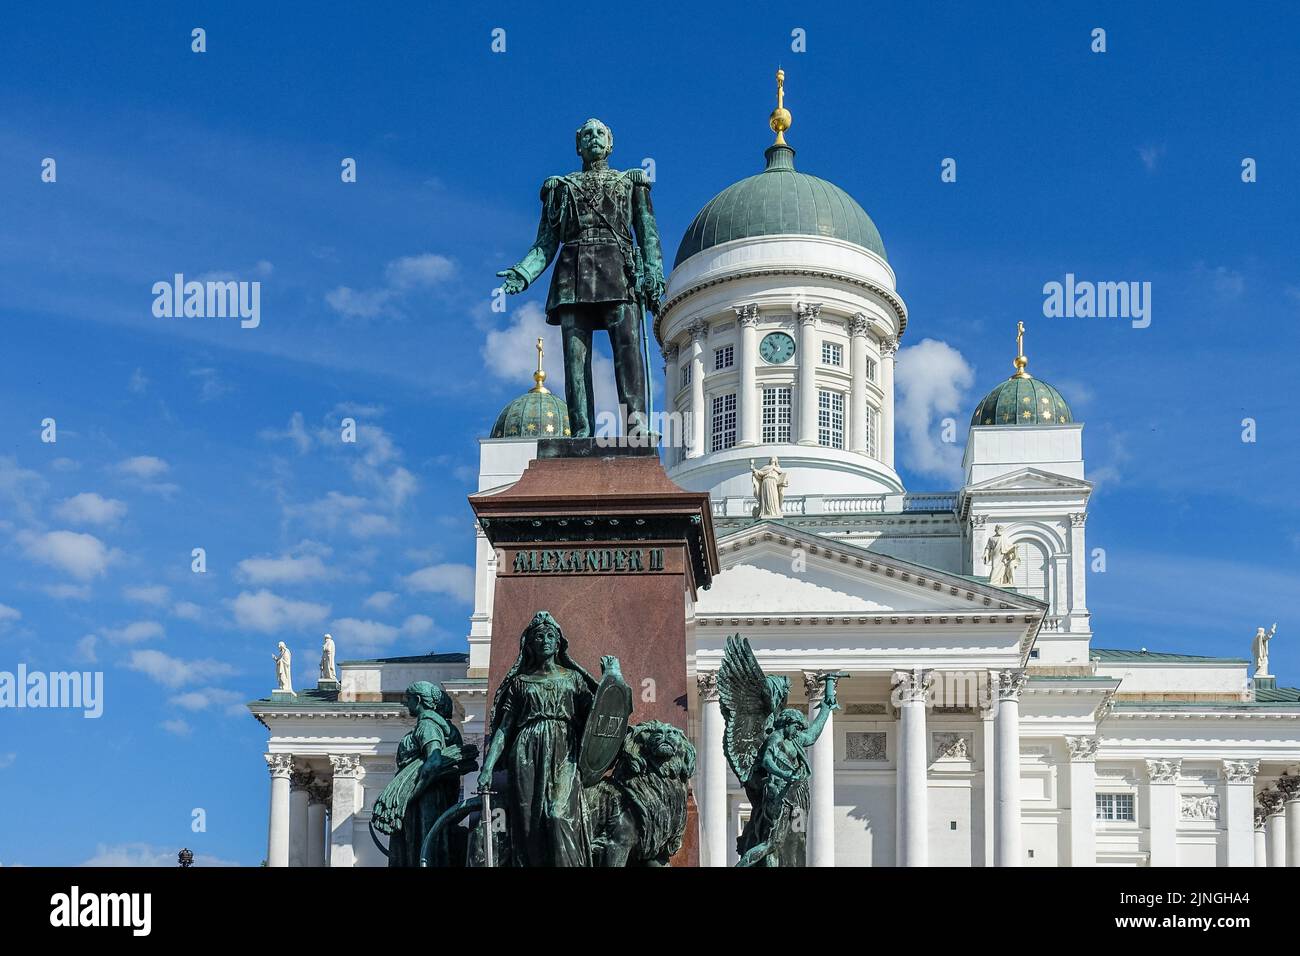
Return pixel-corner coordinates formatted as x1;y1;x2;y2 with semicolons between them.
511;547;666;574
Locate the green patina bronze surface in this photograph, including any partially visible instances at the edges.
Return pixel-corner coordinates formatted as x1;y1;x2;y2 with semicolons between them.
479;611;611;866
718;634;839;867
497;119;664;438
370;680;479;867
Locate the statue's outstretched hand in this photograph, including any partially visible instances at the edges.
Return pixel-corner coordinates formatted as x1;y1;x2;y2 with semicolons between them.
496;269;526;295
600;655;622;679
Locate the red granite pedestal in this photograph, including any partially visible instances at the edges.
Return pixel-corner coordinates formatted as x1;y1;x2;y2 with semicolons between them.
469;440;718;866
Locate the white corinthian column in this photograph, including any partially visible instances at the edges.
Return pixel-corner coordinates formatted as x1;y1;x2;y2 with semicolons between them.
994;670;1026;867
893;668;932;866
796;303;820;445
1220;760;1259;867
328;754;365;868
697;671;728;867
736;304;760;446
687;320;707;458
804;672;836;867
264;753;293;868
849;315;870;454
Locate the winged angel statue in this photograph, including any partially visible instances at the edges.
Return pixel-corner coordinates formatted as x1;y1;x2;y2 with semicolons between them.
718;634;840;866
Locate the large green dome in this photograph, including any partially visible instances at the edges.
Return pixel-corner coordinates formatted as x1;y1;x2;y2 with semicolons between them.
971;375;1073;427
673;144;887;268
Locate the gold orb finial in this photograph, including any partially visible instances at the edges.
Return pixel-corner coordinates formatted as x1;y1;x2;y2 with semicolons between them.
531;336;550;393
769;68;792;146
1012;321;1032;379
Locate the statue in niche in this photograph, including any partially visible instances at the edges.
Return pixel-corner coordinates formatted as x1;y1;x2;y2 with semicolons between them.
320;633;336;682
477;611;628;866
718;634;840;866
370;681;479;867
1254;623;1277;677
751;457;789;519
272;642;293;693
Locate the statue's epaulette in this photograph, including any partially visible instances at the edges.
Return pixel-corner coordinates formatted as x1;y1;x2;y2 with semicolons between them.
540;175;565;197
625;168;651;188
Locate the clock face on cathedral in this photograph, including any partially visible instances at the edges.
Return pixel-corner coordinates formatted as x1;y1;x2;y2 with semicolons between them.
760;331;796;364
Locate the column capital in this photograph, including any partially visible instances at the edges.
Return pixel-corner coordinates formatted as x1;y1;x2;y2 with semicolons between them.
265;753;294;778
1275;770;1300;801
733;303;760;327
1145;758;1182;784
891;668;933;704
1070;512;1088;528
1065;735;1100;762
328;753;365;779
688;318;710;342
1260;788;1286;816
970;513;988;529
994;669;1027;702
1255;805;1269;829
802;670;837;700
848;313;871;338
795;301;822;325
1222;759;1260;784
696;670;720;702
879;337;899;359
289;768;315;792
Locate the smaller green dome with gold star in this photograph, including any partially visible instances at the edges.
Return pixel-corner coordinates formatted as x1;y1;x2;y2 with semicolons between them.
490;338;572;439
970;322;1074;427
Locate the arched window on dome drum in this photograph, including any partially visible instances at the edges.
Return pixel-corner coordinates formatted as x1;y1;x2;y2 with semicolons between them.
711;393;737;453
1011;540;1049;604
762;387;792;443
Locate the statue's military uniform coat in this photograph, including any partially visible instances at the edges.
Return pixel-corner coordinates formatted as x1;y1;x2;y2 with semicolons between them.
512;167;663;322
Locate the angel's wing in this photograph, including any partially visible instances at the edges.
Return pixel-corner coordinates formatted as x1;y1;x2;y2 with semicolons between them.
717;634;783;786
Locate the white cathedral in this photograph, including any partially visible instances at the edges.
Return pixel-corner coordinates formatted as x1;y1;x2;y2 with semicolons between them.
249;78;1300;868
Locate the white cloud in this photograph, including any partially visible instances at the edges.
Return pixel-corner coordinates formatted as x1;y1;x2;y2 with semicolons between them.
172;601;204;621
102;620;165;644
400;563;474;603
0;753;14;770
237;546;334;585
50;457;79;473
55;492;127;527
128;368;149;394
126;649;236;689
329;617;399;655
169;687;245;715
0;456;46;525
385;253;456;288
161;718;192;736
114;456;169;480
0;604;20;628
123;584;170;606
287;492;397;538
43;583;91;601
326;253;457;320
190;367;233;402
401;614;434;636
231;589;330;633
75;634;98;663
364;590;398;611
260;411;313;454
20;529;117;580
894;338;975;482
112;456;178;496
81;842;239;867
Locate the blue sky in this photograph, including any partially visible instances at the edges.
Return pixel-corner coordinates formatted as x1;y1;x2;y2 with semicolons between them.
1;1;1297;865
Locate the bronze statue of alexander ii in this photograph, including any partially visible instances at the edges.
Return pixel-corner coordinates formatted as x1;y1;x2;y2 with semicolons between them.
497;118;664;439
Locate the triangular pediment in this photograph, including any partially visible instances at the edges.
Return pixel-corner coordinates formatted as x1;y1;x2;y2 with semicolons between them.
964;467;1092;494
700;521;1046;617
